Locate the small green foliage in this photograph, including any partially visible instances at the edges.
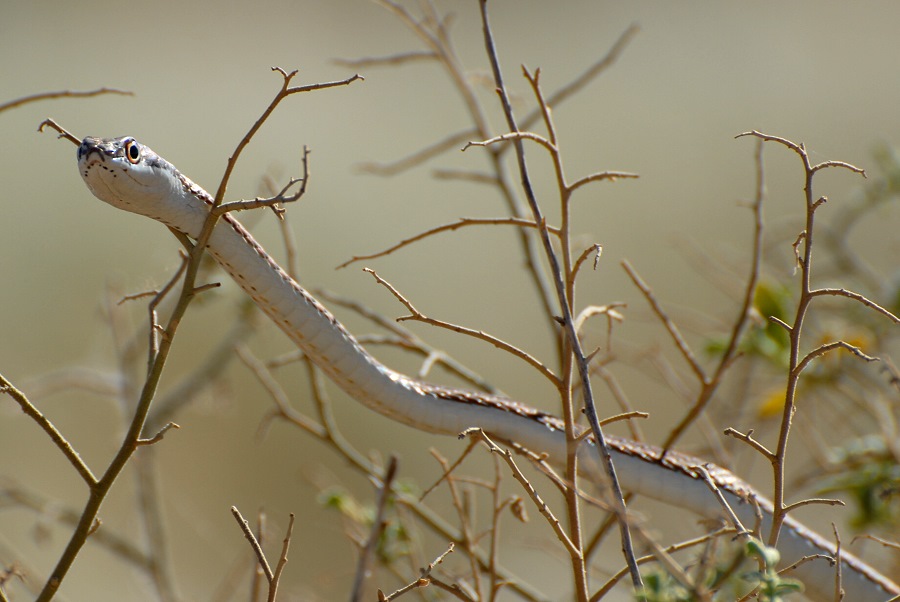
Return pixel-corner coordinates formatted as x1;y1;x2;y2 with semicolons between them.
742;539;804;602
317;485;413;564
317;486;372;524
705;281;792;367
818;436;900;530
744;538;780;567
634;539;804;602
634;572;692;602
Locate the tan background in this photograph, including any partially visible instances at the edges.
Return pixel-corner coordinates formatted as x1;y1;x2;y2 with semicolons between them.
2;1;899;600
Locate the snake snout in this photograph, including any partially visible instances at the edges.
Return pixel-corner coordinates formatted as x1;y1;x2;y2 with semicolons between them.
77;137;105;163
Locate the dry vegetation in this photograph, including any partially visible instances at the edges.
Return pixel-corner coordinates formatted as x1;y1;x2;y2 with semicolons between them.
1;2;898;601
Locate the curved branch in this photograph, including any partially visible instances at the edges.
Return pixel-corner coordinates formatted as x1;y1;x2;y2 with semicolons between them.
337;217;559;269
1;87;131;113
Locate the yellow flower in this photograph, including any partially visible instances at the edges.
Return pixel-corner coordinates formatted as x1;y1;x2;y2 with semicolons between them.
756;389;786;419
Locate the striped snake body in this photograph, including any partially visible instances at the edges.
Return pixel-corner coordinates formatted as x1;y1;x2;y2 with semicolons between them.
76;136;899;601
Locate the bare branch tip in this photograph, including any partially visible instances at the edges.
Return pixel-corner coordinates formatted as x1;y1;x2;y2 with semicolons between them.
37;118;80;146
272;66;299;80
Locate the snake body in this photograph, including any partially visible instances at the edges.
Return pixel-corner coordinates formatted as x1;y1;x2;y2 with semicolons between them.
76;136;899;600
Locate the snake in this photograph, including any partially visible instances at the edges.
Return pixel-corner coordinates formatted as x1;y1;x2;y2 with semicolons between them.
75;135;899;600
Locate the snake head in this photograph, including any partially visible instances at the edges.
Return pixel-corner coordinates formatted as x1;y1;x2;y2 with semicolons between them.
77;136;184;218
77;136;213;238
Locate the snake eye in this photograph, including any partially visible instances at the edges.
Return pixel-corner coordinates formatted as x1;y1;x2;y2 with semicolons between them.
124;139;141;164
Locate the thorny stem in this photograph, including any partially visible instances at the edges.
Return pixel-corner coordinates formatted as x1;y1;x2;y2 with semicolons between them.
520;65;590;599
377;0;559;338
735;131;870;549
478;1;642;594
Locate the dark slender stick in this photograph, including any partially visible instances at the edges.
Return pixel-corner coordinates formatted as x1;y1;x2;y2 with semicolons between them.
231;507;273;583
0;88;132;113
350;456;399;602
477;0;642;592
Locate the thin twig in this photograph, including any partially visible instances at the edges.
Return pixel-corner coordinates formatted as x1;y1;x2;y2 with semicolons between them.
358;23;638;176
661;138;766;452
850;534;900;551
379;543;455;601
692;465;750;538
251;510;266;602
0;87;131;113
420;438;481;501
231;506;273;583
268;514;295;602
369;0;562;338
250;357;517;595
237;345;328;441
334;50;437;69
622;259;706;383
351;456;399;602
488;455;506;602
214;147;310;217
148;309;256;432
210;68;360;207
143;252;190;374
1;484;153;569
631;524;711;601
392;496;548;601
135;422;180;446
33;69;355;601
132;453;179;602
723;427;775;461
793;340;878;377
809;287;900;324
364;268;560;386
478;2;641;591
833;524;844;601
428;577;477;602
572;303;626;336
0;374;97;486
429;449;484;599
463;131;557;154
568;170;639;193
37;118;81;146
782;498;845;514
736;130;868;550
463;429;579;558
337;217;558;269
314;288;500;393
432;168;499;186
590;526;734;601
571;243;603;282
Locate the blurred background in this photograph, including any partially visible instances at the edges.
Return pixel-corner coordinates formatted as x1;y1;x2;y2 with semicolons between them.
2;1;899;600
